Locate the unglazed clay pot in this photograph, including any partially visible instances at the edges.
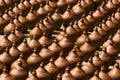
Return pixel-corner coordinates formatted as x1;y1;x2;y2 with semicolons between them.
70;62;86;80
39;45;53;59
27;49;43;69
26;71;39;80
44;57;58;74
11;53;28;69
29;24;43;39
0;67;15;80
108;63;120;80
10;60;28;80
82;57;96;78
36;62;50;80
4;20;16;35
0;35;12;49
9;43;20;59
89;70;101;80
66;48;82;65
29;35;42;51
54;51;69;69
17;39;32;59
62;66;75;80
76;31;89;46
99;66;112;80
7;30;19;45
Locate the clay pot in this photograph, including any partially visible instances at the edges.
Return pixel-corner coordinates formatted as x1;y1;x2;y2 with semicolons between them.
80;39;95;55
82;57;96;77
37;4;47;19
54;51;69;69
106;17;116;29
66;48;82;64
62;5;74;26
39;45;53;59
57;0;67;14
9;44;20;59
24;0;31;8
72;1;85;16
99;48;112;65
29;24;43;39
0;35;12;49
8;7;16;18
58;34;73;50
112;30;120;44
106;42;119;55
111;14;119;24
43;18;54;36
76;31;89;46
13;3;22;14
89;70;101;80
92;8;104;20
18;12;28;24
44;1;54;13
102;36;113;49
38;32;52;46
92;51;104;67
56;27;66;41
62;67;75;80
101;20;111;32
108;63;120;80
7;31;19;45
17;39;32;59
0;48;13;65
78;18;88;30
89;27;103;42
46;13;55;25
26;71;39;80
27;49;43;68
115;8;120;20
10;60;28;80
36;62;50;80
80;0;89;9
52;9;63;30
86;12;95;25
97;24;107;36
0;13;7;33
48;39;62;54
66;22;78;37
99;66;112;80
0;67;15;80
3;9;12;21
44;57;58;74
18;0;28;11
29;35;42;51
99;3;109;15
26;7;38;22
11;54;28;69
39;19;48;32
73;20;81;33
73;43;84;57
105;0;117;10
13;15;23;28
70;62;86;80
4;20;16;35
15;27;25;42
